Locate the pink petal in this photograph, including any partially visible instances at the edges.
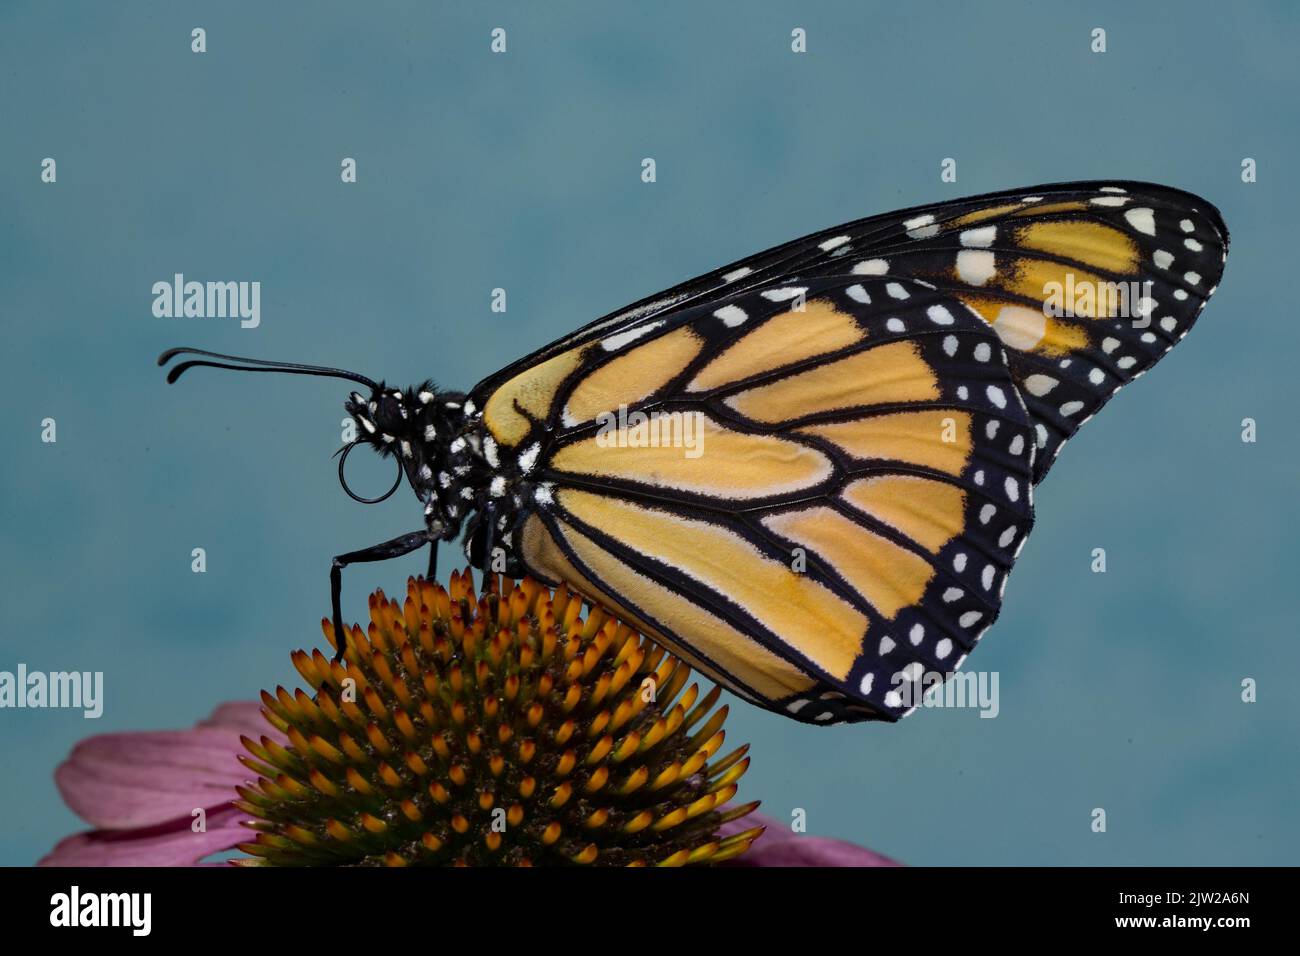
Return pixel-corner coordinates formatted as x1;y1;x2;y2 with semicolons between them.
720;812;902;867
199;700;287;739
54;701;278;830
39;806;249;867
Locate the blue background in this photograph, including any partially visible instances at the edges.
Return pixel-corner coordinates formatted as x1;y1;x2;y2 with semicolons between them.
1;0;1296;866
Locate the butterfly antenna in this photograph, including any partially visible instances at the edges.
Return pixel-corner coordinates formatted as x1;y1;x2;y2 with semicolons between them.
158;347;379;390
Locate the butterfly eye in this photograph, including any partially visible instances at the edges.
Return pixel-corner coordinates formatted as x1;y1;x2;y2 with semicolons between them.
337;440;403;504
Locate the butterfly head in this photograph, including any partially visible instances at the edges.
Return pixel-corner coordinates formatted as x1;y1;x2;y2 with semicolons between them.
158;347;481;534
341;382;479;533
343;384;428;452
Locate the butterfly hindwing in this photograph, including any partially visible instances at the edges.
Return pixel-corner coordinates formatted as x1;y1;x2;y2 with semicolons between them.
475;275;1035;723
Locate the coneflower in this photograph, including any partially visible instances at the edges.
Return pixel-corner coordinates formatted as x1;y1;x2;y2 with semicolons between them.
234;571;763;866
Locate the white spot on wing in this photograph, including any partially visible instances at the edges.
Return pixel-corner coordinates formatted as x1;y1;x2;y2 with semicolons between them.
585;293;690;341
602;320;664;351
956;249;995;285
1124;207;1157;236
1024;374;1057;397
960;226;996;248
928;304;955;325
904;214;939;239
852;259;889;276
991;306;1046;350
713;304;747;327
518;442;541;474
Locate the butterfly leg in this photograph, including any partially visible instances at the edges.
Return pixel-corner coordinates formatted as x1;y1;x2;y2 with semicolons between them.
483;502;498;569
426;541;438;583
330;529;433;663
480;502;499;593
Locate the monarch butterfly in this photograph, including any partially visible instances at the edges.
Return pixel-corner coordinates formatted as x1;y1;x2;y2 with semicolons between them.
159;180;1228;725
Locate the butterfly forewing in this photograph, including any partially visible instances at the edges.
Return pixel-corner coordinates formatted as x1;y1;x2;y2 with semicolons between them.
476;181;1227;484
